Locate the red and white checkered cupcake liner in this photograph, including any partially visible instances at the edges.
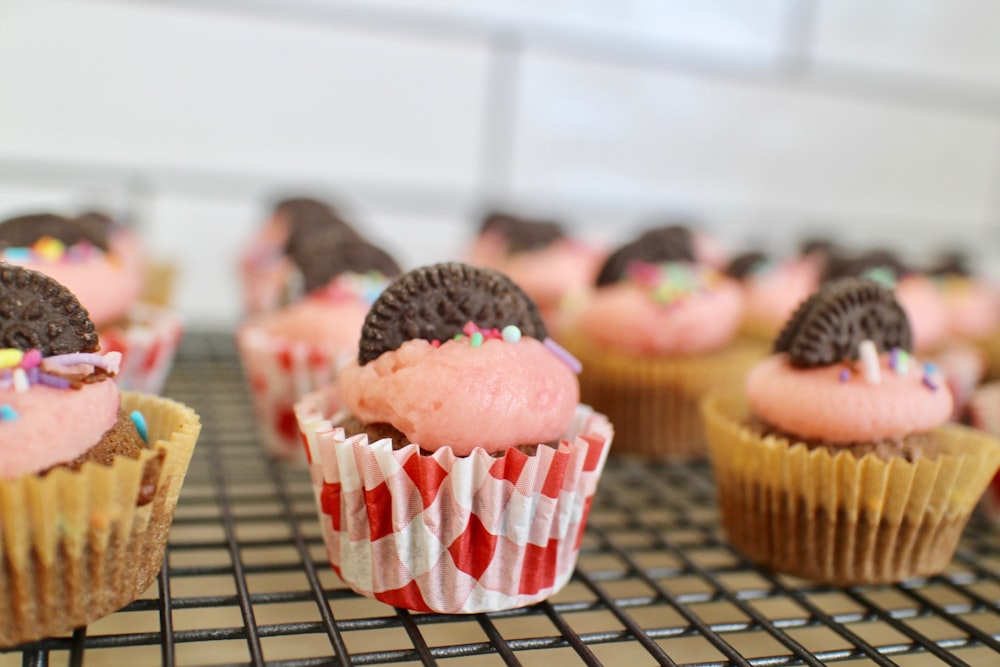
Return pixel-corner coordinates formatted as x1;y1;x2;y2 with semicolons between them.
295;392;613;613
968;382;1000;522
236;326;350;460
99;303;184;395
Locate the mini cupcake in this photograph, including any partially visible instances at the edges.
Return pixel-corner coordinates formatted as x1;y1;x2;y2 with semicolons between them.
239;197;361;316
702;277;1000;585
0;263;201;647
561;225;764;459
464;211;604;330
726;248;822;342
237;236;402;459
0;212;184;394
295;262;613;613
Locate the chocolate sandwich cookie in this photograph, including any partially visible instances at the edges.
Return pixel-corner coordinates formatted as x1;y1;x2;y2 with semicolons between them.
358;262;548;365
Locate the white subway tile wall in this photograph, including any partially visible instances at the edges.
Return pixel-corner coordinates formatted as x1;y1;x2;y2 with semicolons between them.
1;0;998;327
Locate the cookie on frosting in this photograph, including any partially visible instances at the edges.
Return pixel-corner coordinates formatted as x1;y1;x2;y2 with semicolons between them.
358;261;548;365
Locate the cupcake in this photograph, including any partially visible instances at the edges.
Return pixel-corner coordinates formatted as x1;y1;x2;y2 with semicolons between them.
464;211;604;330
0;263;201;647
237;236;402;459
727;239;830;342
561;225;764;459
295;262;613;613
0;212;184;394
239;197;361;316
702;277;1000;585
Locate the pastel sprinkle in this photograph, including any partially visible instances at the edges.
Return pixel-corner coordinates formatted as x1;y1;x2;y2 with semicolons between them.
35;237;65;261
923;362;938;376
453;333;463;341
38;372;71;388
463;321;480;337
430;339;441;348
0;405;17;421
502;325;522;343
892;348;909;375
838;368;851;383
858;339;881;385
544;337;583;374
0;349;23;369
130;410;148;443
922;375;939;391
12;368;28;393
470;332;484;347
18;349;41;369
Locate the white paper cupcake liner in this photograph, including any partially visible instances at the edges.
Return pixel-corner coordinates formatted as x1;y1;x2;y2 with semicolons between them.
99;303;184;395
295;392;613;613
237;325;350;460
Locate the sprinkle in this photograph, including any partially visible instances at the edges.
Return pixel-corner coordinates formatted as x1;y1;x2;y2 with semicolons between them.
37;372;71;388
858;339;881;385
2;248;29;262
863;267;897;289
838;368;851;383
430;339;441;348
470;332;484;347
453;333;463;341
889;347;910;376
18;349;41;369
463;321;480;337
544;337;582;374
0;405;17;421
35;237;65;261
502;325;522;343
130;410;148;443
0;349;23;369
922;362;940;392
12;368;28;393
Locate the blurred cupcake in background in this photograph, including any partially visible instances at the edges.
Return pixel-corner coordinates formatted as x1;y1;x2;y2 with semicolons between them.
0;212;183;394
464;210;605;330
561;224;764;459
239;196;361;316
237;232;402;460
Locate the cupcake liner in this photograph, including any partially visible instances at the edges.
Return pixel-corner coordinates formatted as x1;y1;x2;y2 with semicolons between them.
0;392;201;647
702;390;1000;585
967;382;1000;523
296;392;613;613
99;303;184;395
564;331;766;459
237;325;350;461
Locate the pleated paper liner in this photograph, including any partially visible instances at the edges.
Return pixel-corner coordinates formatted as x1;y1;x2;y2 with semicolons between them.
967;381;1000;524
99;303;185;395
295;391;613;613
701;390;1000;586
236;325;349;461
562;331;766;460
0;393;201;648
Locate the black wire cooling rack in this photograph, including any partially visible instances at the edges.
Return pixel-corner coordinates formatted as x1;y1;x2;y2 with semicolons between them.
3;332;1000;666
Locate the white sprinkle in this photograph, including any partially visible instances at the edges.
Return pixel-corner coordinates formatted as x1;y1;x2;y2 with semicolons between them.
12;368;29;393
859;339;881;385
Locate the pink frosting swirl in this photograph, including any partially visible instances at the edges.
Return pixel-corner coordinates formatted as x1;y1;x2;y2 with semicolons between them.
0;378;120;479
575;269;744;355
746;353;952;443
500;240;604;311
338;337;579;455
742;257;821;330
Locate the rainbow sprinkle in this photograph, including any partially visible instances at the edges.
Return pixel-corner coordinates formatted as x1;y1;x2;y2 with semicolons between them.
838;368;851;383
502;325;522;343
130;410;148;443
0;236;100;265
922;362;940;392
627;261;721;308
544;337;583;374
858;339;881;385
889;347;909;375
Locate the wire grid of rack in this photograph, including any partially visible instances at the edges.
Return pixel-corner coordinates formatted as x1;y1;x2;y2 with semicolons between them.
3;331;1000;667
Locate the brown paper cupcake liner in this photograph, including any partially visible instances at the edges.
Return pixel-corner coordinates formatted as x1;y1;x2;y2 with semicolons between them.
0;393;201;648
701;390;1000;585
563;332;766;459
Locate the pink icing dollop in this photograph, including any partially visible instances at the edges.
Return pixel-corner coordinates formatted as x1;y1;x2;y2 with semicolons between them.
0;378;120;479
575;275;744;355
500;239;604;311
746;353;953;443
742;257;821;330
338;337;579;455
254;293;371;349
16;254;142;329
895;276;949;352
